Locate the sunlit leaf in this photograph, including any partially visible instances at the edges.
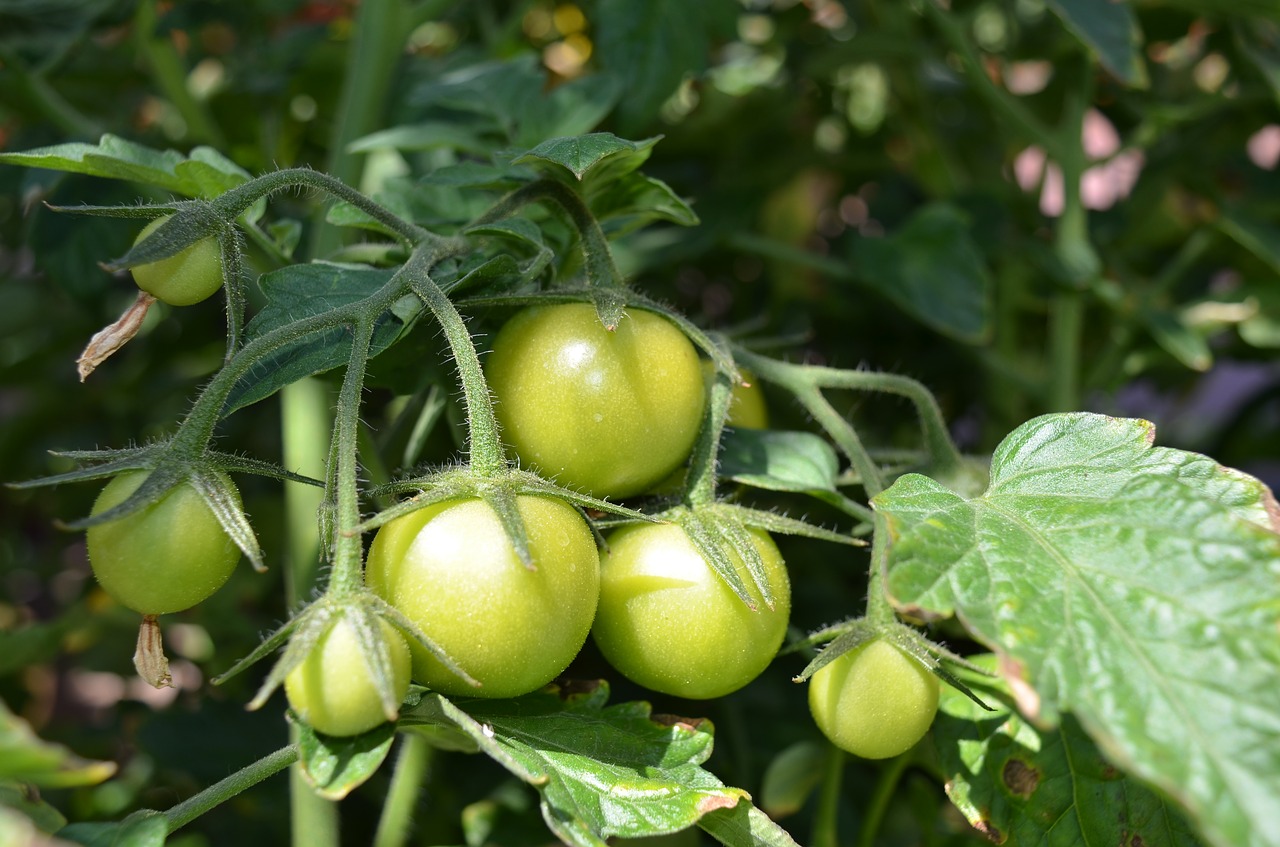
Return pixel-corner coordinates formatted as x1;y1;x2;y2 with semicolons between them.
874;413;1280;847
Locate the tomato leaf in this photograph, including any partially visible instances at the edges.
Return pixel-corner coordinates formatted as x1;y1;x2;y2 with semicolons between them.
223;263;422;415
1045;0;1148;88
513;133;659;184
848;203;993;344
402;684;767;846
873;412;1280;847
0;699;116;788
698;801;802;847
934;654;1205;845
292;716;396;801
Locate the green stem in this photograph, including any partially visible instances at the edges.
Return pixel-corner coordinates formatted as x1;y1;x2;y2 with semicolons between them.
212;168;429;247
164;746;298;833
373;734;433;847
685;365;734;507
407;273;506;476
1047;292;1084;412
283;379;331;608
134;0;227;148
290;748;339;847
474;180;623;290
921;2;1058;154
325;317;377;596
855;754;910;847
812;744;845;847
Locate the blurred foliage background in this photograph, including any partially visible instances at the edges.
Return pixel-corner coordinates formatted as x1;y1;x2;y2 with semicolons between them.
2;0;1279;843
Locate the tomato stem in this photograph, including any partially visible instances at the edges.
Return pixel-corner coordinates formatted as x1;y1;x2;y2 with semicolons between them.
684;360;734;507
163;745;299;833
855;752;911;847
474;179;624;291
406;273;506;477
812;744;844;847
325;317;377;597
372;734;433;847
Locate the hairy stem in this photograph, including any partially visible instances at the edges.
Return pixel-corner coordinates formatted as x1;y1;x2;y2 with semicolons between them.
474;179;623;290
164;746;298;833
373;734;433;847
325;317;377;596
407;272;505;476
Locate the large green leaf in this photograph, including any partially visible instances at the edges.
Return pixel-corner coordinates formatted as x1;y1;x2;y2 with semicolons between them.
873;413;1280;847
935;655;1205;845
401;684;793;847
849;203;993;343
1046;0;1149;88
0;134;250;199
223;263;423;415
293;717;396;801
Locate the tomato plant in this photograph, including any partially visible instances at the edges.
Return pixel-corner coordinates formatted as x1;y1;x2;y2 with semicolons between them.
4;3;1279;847
85;470;241;616
365;495;599;698
284;616;411;737
130;216;224;306
591;522;790;699
807;639;940;760
486;303;706;499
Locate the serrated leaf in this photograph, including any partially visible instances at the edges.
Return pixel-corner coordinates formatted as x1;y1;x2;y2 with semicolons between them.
513;133;659;183
849;203;993;343
935;654;1205;846
293;717;396;801
0;699;116;788
1046;0;1148;88
873;412;1280;847
223;263;421;414
402;684;753;846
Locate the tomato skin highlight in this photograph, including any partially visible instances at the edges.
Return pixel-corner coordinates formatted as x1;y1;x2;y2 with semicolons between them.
86;471;241;616
486;303;707;499
808;639;940;759
365;495;600;698
591;522;791;699
130;216;224;307
285;616;411;737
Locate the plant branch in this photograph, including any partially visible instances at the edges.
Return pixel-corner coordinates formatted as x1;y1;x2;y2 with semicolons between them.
164;746;298;833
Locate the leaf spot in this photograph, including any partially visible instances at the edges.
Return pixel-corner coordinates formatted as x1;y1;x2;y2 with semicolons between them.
971;818;1004;843
1001;758;1039;799
650;713;706;733
695;794;742;815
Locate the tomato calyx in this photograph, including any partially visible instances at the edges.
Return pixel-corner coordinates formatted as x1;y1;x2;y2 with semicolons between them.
790;618;996;713
358;466;655;567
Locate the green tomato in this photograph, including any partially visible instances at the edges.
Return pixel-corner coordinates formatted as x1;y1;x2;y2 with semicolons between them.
366;495;599;698
285;616;411;737
702;361;768;430
131;216;224;306
592;522;790;699
86;471;241;616
486;303;706;499
808;639;940;759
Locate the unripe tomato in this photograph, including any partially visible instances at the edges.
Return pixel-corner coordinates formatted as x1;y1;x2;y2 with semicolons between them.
808;639;940;759
485;303;706;499
702;362;768;430
131;216;224;306
592;522;790;699
86;471;241;615
284;616;411;737
365;495;599;698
